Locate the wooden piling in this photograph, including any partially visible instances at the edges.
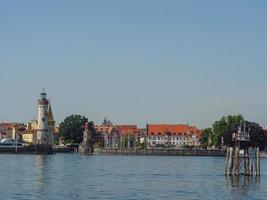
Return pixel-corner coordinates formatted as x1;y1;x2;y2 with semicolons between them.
224;125;261;177
256;147;260;176
245;149;249;176
244;149;247;175
227;147;233;175
249;158;253;176
225;147;230;175
234;148;240;176
237;148;240;175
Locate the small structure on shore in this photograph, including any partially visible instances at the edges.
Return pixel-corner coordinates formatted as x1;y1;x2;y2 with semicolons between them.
225;122;260;176
78;122;93;155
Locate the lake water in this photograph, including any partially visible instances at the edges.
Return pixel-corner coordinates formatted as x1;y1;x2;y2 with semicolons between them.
0;154;266;200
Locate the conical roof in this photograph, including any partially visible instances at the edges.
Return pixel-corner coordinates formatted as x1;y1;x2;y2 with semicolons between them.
48;103;55;122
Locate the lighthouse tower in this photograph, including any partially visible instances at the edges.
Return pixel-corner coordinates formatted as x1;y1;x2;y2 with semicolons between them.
36;89;51;144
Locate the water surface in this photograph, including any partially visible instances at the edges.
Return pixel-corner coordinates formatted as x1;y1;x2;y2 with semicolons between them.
0;154;266;200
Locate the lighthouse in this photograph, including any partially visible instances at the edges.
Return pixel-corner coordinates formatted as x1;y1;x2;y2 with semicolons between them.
36;89;51;144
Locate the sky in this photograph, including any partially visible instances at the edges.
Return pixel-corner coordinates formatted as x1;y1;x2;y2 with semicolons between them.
0;1;267;128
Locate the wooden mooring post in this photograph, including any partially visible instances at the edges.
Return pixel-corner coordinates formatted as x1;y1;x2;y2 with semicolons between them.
225;124;260;176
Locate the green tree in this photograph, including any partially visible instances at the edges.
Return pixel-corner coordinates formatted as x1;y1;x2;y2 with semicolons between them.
200;128;213;147
223;121;267;150
59;115;94;144
248;123;266;150
212;114;243;147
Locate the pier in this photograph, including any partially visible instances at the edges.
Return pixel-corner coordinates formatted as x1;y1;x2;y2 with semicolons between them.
225;124;260;176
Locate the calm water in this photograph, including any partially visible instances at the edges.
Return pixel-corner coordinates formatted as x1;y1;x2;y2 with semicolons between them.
0;154;266;200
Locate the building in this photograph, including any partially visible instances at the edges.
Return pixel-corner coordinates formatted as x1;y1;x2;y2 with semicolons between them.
116;125;141;148
147;124;201;148
0;123;25;140
95;118;142;149
0;123;12;139
139;128;147;145
22;120;38;143
22;91;56;145
95;118;119;148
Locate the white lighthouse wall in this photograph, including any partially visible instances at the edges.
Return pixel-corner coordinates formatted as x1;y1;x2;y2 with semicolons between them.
38;104;49;130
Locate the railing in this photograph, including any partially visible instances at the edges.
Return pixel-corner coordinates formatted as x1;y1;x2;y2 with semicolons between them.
232;132;250;141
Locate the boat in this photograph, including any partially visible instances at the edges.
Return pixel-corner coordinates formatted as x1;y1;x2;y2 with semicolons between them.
0;138;23;148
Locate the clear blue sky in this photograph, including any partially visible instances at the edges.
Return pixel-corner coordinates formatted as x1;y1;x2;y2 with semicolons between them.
0;1;267;128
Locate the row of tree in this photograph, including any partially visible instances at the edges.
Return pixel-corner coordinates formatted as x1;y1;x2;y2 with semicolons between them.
200;114;267;150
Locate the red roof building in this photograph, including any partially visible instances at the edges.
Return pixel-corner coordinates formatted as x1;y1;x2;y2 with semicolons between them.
147;124;201;137
116;125;141;148
116;125;141;136
147;124;201;147
0;123;25;140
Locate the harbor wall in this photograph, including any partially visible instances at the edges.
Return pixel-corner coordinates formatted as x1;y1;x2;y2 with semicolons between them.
0;145;53;154
0;146;75;154
0;146;227;156
93;148;227;156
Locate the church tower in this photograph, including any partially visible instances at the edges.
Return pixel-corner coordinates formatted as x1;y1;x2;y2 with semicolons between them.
36;89;51;144
48;103;56;131
48;103;56;145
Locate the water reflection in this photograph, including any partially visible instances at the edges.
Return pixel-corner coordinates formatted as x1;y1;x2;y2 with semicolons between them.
225;176;260;199
35;155;50;185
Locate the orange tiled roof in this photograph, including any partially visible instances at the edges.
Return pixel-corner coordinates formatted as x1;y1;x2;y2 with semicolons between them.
96;126;115;134
116;125;141;135
147;124;201;137
0;123;25;130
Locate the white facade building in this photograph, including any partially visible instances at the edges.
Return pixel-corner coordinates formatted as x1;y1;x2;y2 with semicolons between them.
147;124;201;148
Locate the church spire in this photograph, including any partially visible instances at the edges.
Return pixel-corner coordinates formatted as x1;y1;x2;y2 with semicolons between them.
48;103;54;122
